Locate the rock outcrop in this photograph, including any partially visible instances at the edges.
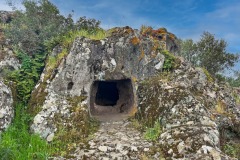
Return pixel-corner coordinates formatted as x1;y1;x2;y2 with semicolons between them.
0;25;19;132
138;59;240;159
0;11;14;23
30;26;171;139
0;80;14;132
0;47;20;77
30;27;240;159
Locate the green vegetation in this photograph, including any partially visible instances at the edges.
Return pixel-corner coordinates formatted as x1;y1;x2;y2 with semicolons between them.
202;67;214;82
45;28;108;52
178;32;238;76
161;50;177;71
226;71;240;87
7;50;45;103
4;0;72;55
144;120;162;141
223;142;240;159
0;103;49;160
1;0;103;159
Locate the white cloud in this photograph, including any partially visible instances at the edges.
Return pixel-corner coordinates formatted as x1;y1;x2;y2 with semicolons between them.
0;2;13;11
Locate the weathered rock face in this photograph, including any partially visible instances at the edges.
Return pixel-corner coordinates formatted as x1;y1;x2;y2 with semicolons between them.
0;80;14;132
0;34;19;132
0;11;14;23
30;27;239;159
138;58;240;159
30;27;171;139
0;48;20;77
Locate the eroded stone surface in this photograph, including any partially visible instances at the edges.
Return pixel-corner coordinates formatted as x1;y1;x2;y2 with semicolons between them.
0;80;14;132
0;35;19;132
29;27;240;159
138;58;240;159
53;120;157;160
30;27;169;139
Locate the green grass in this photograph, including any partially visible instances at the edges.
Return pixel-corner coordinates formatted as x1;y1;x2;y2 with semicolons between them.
0;103;50;160
144;120;162;141
223;142;240;159
44;28;109;74
0;23;9;29
45;28;109;52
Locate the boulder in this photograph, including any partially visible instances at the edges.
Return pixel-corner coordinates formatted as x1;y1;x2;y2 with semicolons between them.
0;28;20;132
0;80;14;132
29;27;239;159
0;11;14;23
30;26;174;139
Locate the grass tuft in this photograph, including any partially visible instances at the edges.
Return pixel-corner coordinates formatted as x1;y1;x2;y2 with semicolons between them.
144;120;162;141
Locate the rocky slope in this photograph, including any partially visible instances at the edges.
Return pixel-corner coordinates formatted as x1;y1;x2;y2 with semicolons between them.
26;27;240;159
71;120;155;159
138;58;240;159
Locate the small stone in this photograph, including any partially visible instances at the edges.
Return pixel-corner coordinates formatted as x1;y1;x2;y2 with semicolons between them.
33;114;44;124
110;58;116;66
168;148;173;154
116;144;123;151
120;150;128;155
177;141;185;154
0;113;4;119
98;146;108;152
89;141;96;146
121;136;128;141
46;133;54;142
131;146;138;152
88;150;95;154
144;148;150;152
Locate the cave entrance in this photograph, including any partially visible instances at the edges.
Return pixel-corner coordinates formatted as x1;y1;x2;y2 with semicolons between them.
95;81;119;106
90;79;136;121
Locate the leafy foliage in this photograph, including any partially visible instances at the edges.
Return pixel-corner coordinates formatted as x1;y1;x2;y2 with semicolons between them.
8;50;45;103
178;39;199;66
161;50;177;71
178;32;238;76
225;71;240;87
4;0;73;55
75;16;100;31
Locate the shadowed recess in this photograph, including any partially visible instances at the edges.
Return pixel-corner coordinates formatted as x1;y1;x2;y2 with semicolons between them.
90;79;135;120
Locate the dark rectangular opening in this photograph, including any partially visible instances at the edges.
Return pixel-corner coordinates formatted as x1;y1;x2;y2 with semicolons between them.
95;81;119;106
89;79;136;121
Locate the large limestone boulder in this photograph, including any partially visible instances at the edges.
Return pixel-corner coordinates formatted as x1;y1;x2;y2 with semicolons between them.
0;80;14;132
0;26;20;132
30;26;172;140
29;27;239;159
0;48;17;133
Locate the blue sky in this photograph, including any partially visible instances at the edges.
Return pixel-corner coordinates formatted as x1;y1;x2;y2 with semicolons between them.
0;0;239;70
51;0;239;55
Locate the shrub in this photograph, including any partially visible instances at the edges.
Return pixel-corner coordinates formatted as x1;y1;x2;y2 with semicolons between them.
4;0;72;55
161;50;176;71
7;50;45;103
